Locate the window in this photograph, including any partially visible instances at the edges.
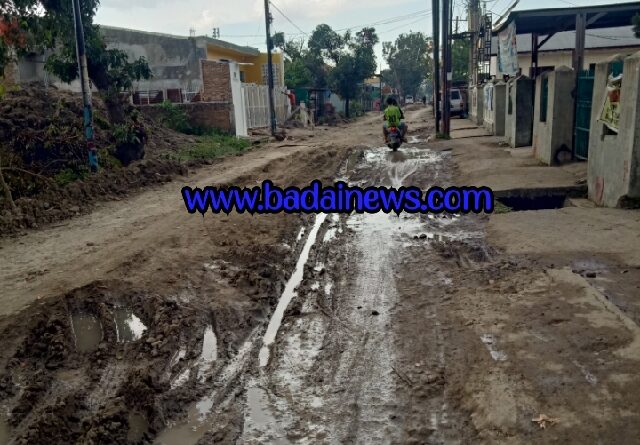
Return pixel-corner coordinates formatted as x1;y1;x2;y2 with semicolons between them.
240;71;245;82
261;64;281;85
540;75;549;123
451;90;460;100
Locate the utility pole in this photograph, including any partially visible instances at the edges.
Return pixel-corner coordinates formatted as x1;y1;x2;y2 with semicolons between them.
263;0;277;136
72;0;98;172
469;0;479;86
432;0;440;133
442;0;451;137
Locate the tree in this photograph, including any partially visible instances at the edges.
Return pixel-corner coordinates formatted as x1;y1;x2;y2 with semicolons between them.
451;39;470;82
1;0;151;162
383;32;432;98
329;27;378;117
272;32;312;89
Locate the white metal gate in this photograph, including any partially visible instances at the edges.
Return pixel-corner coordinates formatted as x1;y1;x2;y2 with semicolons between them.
241;84;289;129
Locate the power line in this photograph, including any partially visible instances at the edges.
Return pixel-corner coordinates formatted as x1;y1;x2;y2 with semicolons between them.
269;0;309;36
224;8;432;39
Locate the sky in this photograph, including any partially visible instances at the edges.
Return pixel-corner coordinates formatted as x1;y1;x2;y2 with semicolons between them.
94;0;627;70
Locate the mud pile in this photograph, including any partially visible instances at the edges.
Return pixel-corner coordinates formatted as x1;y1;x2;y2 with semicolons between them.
0;85;200;234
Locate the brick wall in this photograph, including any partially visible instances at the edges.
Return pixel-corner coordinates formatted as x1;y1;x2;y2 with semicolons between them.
201;60;231;102
142;102;235;134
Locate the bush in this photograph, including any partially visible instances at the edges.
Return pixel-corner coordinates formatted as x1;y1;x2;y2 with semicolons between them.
159;100;192;134
54;167;89;186
350;101;364;117
164;133;250;162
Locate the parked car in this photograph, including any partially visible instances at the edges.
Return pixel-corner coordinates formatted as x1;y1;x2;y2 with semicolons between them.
405;95;414;104
450;89;464;116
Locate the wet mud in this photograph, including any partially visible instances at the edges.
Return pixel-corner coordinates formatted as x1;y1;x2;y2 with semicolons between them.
5;108;640;443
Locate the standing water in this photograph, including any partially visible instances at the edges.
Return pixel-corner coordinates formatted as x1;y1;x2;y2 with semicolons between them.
259;213;329;367
113;308;147;342
196;325;218;381
70;314;103;353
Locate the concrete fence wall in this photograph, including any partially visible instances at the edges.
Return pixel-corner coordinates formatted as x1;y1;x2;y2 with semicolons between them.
588;52;640;207
484;81;506;136
505;76;535;148
469;85;484;126
533;66;575;165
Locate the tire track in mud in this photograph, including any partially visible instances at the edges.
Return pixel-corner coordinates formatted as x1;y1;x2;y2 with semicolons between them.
235;143;476;443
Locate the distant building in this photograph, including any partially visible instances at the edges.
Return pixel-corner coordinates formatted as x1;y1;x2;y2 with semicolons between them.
10;25;285;101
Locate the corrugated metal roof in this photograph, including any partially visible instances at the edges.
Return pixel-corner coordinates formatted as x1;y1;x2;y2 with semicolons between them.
493;2;640;35
490;26;640;55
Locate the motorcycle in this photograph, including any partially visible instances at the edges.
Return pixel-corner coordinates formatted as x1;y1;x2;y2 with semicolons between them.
387;126;403;151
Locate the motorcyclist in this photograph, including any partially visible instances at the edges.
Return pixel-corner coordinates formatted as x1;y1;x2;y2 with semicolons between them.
383;97;408;143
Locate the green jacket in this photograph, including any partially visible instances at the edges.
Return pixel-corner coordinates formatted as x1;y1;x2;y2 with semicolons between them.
384;105;402;127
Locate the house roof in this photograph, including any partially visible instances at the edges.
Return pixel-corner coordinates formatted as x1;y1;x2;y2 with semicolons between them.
490;25;640;55
198;37;261;56
493;2;640;35
100;25;260;56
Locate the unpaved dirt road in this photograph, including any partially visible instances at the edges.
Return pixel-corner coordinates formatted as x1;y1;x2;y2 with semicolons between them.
3;107;640;444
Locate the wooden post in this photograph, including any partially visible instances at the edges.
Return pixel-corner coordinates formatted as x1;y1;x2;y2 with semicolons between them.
531;33;539;79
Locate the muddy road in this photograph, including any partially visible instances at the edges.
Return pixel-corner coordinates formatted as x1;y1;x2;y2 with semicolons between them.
3;107;640;444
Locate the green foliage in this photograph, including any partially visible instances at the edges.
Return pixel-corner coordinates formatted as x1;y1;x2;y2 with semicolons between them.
452;39;470;82
113;122;141;145
308;24;344;64
54;167;89;186
328;27;378;117
1;2;152;100
383;32;433;98
494;200;512;214
158;100;191;133
166;134;250;162
284;58;312;89
349;101;364;117
93;112;111;130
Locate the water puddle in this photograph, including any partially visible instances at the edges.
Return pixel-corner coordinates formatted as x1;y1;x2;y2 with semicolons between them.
155;334;258;445
70;314;103;353
323;227;338;243
128;412;149;442
170;368;191;390
243;383;290;444
170;347;186;368
480;334;507;362
408;136;424;144
325;281;333;296
197;326;217;381
259;213;329;367
114;308;147;342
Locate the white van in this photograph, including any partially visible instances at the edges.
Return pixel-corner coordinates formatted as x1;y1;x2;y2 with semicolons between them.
405;95;414;104
450;89;464;116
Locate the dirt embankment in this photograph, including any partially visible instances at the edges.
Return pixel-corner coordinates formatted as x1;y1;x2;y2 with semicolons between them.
0;85;215;235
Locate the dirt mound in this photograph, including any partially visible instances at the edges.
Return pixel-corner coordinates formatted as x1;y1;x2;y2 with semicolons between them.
0;84;202;235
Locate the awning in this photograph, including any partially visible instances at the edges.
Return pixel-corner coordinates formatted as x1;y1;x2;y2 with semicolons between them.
493;2;640;36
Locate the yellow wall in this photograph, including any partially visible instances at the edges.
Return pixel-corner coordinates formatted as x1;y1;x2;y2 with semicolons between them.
242;53;284;86
206;44;284;86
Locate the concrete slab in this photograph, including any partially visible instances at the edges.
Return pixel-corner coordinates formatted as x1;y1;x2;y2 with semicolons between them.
488;207;640;267
440;134;587;192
